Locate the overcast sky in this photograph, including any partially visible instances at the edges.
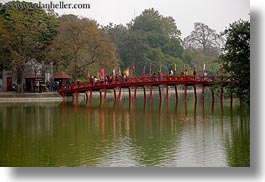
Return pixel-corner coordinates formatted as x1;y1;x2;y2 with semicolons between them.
2;0;250;38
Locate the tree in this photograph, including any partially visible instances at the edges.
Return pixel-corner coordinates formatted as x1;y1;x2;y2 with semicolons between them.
184;22;224;56
46;15;120;81
0;1;58;92
105;9;185;75
218;20;250;104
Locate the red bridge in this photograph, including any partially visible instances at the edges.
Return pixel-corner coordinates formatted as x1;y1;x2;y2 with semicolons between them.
59;75;230;104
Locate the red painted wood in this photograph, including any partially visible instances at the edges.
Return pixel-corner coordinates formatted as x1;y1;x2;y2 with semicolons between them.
175;85;178;102
159;86;162;101
58;75;233;103
166;85;169;101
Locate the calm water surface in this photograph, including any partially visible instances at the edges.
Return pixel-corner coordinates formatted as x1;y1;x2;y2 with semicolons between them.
0;92;250;167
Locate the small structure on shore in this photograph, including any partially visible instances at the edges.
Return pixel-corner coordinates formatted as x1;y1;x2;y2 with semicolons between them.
53;71;72;90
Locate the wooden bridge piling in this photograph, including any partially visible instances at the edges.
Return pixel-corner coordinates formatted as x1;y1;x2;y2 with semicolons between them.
75;91;78;105
104;88;107;100
194;85;197;102
184;85;187;103
118;87;122;102
113;88;116;101
175;85;178;103
202;86;205;103
211;89;215;104
143;86;146;100
134;86;137;100
220;87;223;103
159;86;162;101
166;85;169;101
85;92;88;104
128;87;131;100
99;91;102;103
150;85;153;101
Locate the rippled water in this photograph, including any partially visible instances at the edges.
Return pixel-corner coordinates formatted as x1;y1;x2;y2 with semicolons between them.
0;91;250;167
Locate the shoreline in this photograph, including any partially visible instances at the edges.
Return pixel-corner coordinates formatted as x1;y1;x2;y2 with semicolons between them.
0;88;204;103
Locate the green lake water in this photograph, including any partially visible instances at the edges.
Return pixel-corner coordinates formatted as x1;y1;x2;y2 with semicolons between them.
0;91;250;167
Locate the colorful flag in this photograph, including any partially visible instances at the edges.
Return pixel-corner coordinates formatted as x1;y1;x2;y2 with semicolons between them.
124;68;130;77
174;64;177;72
101;69;105;78
142;66;146;76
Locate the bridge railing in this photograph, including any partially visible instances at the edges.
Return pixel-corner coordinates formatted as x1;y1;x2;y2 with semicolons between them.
59;75;231;93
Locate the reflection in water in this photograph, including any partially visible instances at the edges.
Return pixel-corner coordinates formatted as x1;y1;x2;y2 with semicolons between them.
0;92;250;167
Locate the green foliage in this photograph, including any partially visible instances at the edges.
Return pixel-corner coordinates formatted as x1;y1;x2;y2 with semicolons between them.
182;49;219;74
105;8;184;75
0;1;58;92
219;20;250;104
46;15;120;80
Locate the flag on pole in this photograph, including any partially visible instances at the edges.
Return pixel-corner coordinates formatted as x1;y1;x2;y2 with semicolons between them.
203;64;206;71
174;64;177;72
142;66;146;76
211;64;215;71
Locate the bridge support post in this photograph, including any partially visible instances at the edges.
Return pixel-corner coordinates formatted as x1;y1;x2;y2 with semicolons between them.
143;86;146;101
159;86;162;101
104;88;107;101
90;89;92;101
211;89;215;104
175;85;178;103
166;85;169;101
118;87;122;102
134;86;137;101
194;85;197;102
75;91;78;105
100;91;102;104
128;87;131;100
150;85;153;101
184;85;187;103
220;87;223;103
85;92;88;104
113;88;116;101
202;86;205;103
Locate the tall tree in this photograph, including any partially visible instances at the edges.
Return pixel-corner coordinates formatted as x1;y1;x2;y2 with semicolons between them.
0;1;58;92
219;20;250;104
184;22;224;56
105;9;184;75
46;15;120;81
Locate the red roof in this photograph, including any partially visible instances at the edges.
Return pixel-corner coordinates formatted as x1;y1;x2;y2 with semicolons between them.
25;74;44;79
53;71;72;79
